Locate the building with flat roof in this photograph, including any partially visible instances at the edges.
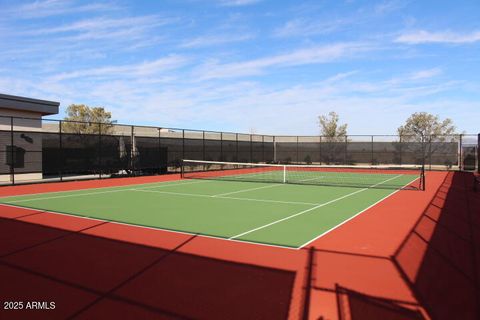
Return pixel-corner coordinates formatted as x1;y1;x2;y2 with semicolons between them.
0;93;59;183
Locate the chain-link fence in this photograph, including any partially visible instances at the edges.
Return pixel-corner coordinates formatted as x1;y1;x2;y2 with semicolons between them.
0;115;478;185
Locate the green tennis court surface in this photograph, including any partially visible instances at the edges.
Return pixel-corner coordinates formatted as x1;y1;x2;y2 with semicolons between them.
0;174;419;248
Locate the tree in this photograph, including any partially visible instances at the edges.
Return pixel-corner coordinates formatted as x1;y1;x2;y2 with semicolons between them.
318;111;348;164
318;111;348;140
397;112;457;167
397;112;456;139
62;104;115;134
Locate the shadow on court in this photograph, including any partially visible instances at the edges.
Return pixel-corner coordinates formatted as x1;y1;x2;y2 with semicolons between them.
392;171;480;320
1;171;478;320
299;171;479;320
0;217;295;320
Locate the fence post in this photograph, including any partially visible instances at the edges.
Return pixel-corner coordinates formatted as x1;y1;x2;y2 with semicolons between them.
459;134;463;171
344;135;348;165
319;136;322;165
428;136;432;170
131;125;135;175
371;136;374;165
296;136;299;164
262;135;265;163
220;132;223;161
158;128;162;174
235;133;239;162
59;120;63;181
98;123;102;179
478;133;480;174
421;134;426;172
399;135;402;166
10;117;14;185
182;129;185;162
202;131;206;161
250;134;253;163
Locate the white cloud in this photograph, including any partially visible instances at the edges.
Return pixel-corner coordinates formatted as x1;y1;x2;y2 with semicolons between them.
274;18;347;38
13;0;118;18
2;66;478;135
410;68;442;80
49;56;188;81
195;42;374;80
24;15;174;37
395;30;480;44
374;0;405;15
218;0;262;6
179;33;253;48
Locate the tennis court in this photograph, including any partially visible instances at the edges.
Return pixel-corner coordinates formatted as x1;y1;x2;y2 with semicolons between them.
0;161;424;248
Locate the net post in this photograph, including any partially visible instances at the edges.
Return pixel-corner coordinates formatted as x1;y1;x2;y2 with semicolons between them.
420;165;426;191
283;165;286;183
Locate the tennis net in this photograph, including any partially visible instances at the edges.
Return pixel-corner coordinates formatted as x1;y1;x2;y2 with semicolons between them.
181;160;425;190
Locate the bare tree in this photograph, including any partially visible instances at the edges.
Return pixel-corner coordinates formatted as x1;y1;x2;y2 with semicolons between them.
318;111;348;142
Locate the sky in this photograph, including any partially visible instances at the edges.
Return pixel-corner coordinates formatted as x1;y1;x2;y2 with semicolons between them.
0;0;479;135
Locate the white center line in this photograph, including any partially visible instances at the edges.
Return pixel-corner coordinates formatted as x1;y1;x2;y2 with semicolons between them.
229;174;403;240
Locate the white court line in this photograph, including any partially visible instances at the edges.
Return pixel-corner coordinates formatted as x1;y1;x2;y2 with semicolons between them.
209;172;332;198
297;175;420;248
211;184;282;197
3;180;210;203
0;178;209;200
0;202;298;251
130;188;318;206
229;174;403;240
6;189;133;203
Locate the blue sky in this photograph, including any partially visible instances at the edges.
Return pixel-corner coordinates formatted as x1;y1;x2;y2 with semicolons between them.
0;0;479;135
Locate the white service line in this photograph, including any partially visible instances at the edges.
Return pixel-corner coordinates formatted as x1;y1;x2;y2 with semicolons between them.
211;183;282;197
209;171;331;197
131;189;317;206
229;174;403;240
297;175;419;248
133;179;210;190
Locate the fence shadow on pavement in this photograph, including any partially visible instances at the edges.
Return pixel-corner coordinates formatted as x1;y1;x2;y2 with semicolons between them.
0;217;296;320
